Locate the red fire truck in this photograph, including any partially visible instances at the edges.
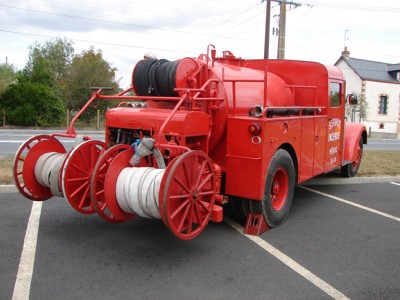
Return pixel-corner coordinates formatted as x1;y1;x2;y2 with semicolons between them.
14;45;367;240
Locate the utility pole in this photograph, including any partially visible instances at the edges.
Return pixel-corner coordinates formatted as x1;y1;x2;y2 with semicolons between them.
264;0;272;59
277;1;287;59
275;0;302;59
263;0;302;60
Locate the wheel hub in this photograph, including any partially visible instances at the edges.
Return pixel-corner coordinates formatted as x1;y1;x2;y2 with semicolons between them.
270;167;288;211
272;181;280;195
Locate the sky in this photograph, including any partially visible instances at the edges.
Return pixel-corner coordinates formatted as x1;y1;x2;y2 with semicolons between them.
1;0;399;89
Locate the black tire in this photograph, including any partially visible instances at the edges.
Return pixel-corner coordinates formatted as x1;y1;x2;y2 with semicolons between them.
251;149;295;227
341;136;363;178
224;196;250;224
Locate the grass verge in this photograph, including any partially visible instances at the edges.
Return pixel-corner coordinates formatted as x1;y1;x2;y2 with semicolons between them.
0;155;14;185
357;151;400;177
0;151;399;185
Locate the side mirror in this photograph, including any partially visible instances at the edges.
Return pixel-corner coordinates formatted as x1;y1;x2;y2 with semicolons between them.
346;93;358;105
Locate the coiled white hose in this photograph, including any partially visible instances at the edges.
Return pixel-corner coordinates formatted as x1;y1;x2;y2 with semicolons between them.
34;152;66;196
116;167;165;218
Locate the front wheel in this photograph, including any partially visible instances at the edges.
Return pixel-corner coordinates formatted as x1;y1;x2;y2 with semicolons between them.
251;149;295;227
341;136;363;178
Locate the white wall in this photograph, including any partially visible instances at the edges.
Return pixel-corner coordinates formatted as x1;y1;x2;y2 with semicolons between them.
336;60;363;95
364;81;400;134
337;59;400;136
336;59;363;122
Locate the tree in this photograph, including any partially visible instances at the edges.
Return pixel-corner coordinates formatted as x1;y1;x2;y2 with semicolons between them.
1;39;121;126
23;38;74;103
25;37;74;86
0;62;17;96
0;38;73;126
347;94;368;123
1;79;65;126
64;47;121;120
358;94;368;122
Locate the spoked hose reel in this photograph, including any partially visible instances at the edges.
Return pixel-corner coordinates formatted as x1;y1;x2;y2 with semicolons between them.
14;134;107;212
14;135;222;240
92;144;221;240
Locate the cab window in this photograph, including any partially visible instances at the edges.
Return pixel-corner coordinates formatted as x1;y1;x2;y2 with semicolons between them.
330;82;341;107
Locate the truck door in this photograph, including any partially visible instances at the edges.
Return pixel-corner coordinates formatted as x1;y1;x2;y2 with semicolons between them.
325;81;344;171
313;117;326;176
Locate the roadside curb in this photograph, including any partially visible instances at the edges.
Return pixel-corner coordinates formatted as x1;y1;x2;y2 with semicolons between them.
1;176;399;193
0;185;17;193
301;176;400;186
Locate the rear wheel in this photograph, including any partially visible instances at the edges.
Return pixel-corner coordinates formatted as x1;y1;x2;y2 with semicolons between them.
341;136;363;178
251;149;295;227
224;196;250;224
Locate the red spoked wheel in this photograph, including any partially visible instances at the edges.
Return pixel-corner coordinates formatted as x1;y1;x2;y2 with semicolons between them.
62;140;108;214
159;150;217;240
91;144;132;223
270;167;289;211
353;146;363;169
103;148;136;221
13;135;66;201
341;136;364;178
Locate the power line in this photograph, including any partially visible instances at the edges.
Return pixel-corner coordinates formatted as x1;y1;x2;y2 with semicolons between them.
163;2;262;57
0;3;259;42
0;29;189;54
206;2;261;32
0;4;187;33
297;1;400;12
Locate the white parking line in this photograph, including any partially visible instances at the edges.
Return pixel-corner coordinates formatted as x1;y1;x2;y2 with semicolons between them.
12;201;42;300
299;185;400;222
0;141;24;143
390;182;400;186
225;217;350;300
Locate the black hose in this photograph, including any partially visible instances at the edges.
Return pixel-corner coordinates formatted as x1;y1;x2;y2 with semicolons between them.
133;59;179;97
133;59;158;96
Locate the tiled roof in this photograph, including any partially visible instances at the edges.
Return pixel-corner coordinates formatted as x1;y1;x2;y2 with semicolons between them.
337;57;399;83
387;63;400;72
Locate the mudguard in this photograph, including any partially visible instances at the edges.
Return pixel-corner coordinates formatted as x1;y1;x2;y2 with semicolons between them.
342;122;367;163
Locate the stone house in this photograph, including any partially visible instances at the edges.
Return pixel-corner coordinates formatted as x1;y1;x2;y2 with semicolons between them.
335;48;400;138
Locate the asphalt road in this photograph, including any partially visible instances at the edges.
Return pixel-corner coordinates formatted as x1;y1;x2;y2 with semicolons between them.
0;129;104;158
0;129;399;158
1;180;399;300
364;139;400;151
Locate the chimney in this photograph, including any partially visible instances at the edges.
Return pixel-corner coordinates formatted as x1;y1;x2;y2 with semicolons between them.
342;46;350;59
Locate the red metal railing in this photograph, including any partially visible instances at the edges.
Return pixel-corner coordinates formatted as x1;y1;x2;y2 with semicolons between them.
61;78;224;150
221;67;322;117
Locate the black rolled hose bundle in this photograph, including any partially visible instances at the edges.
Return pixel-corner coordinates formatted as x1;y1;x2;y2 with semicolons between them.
133;59;179;97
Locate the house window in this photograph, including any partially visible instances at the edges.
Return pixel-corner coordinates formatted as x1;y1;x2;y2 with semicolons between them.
330;82;341;107
378;95;388;114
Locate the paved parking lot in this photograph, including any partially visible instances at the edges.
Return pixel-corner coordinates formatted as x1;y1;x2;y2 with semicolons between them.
1;180;399;300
